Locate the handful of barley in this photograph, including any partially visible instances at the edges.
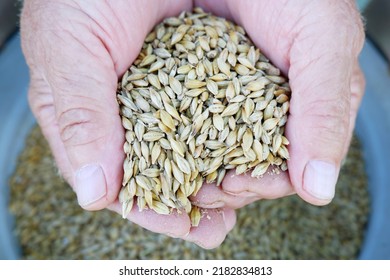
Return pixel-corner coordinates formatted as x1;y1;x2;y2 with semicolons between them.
117;7;290;226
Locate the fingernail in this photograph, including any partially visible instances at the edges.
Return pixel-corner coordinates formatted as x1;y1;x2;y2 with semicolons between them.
303;160;337;201
75;164;107;207
192;200;225;208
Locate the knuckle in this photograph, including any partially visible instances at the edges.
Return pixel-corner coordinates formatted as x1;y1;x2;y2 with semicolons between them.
57;107;106;148
351;63;365;96
302;97;350;146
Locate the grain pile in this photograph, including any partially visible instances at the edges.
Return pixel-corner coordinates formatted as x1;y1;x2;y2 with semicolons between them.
9;126;370;259
117;8;290;223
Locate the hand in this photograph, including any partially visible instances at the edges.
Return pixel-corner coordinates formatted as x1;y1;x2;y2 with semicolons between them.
20;0;236;249
192;0;365;209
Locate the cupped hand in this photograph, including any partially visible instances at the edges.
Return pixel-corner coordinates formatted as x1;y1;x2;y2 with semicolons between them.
21;0;235;249
192;0;365;209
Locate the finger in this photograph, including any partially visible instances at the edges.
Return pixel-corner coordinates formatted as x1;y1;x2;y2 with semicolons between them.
184;208;236;249
223;169;295;199
192;170;295;209
107;202;191;238
191;182;258;209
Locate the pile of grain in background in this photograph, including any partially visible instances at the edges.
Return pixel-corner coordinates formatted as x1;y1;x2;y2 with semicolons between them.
8;126;370;259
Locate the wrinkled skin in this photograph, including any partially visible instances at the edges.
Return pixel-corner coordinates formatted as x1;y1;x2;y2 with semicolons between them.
21;0;365;249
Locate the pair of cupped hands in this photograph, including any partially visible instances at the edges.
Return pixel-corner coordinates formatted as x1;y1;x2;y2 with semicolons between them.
21;0;365;248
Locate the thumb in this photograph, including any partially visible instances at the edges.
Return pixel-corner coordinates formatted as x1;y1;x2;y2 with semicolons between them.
48;47;123;211
287;58;348;205
33;27;125;211
286;13;364;205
